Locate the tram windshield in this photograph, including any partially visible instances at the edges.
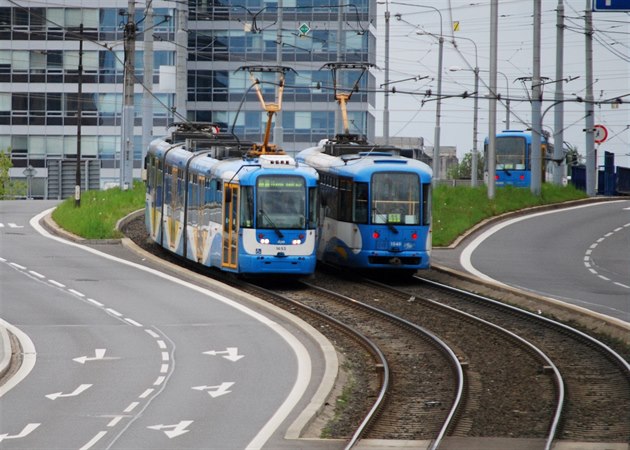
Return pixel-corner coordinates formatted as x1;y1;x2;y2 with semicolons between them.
371;172;420;225
495;136;527;170
256;175;307;229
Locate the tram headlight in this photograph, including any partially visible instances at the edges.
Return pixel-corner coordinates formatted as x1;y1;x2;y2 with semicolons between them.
292;239;302;245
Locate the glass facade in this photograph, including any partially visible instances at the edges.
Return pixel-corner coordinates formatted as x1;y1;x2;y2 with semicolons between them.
0;0;376;195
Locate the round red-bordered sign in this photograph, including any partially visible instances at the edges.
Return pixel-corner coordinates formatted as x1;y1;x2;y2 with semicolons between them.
594;124;608;144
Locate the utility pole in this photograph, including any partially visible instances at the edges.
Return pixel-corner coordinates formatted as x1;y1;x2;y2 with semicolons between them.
472;66;479;187
142;1;154;163
553;0;565;185
487;0;498;200
274;0;284;150
383;2;390;144
75;23;84;207
335;4;345;135
175;0;188;121
531;0;542;196
432;34;443;183
121;0;136;190
584;2;596;197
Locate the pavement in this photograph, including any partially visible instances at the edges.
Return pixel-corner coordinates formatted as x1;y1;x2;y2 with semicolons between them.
1;204;629;450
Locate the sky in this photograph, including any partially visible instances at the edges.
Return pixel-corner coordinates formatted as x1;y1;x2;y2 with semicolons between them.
373;1;630;167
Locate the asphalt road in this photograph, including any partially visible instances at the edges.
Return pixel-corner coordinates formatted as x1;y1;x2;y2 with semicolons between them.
434;199;630;324
0;201;335;449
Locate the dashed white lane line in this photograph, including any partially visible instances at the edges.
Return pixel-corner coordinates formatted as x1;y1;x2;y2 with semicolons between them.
48;279;65;288
106;308;123;317
582;221;630;289
107;416;124;427
78;431;107;450
123;402;139;413
139;388;154;399
124;318;143;327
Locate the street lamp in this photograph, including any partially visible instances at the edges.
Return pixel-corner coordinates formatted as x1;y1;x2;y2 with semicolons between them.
392;2;444;183
448;35;479;186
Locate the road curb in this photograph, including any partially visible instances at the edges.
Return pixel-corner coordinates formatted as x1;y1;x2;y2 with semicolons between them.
0;325;11;381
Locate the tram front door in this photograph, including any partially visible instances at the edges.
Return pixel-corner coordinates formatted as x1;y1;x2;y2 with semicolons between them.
222;183;239;270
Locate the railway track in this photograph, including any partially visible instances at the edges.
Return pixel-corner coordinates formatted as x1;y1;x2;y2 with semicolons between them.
307;270;630;446
244;276;567;449
120;216;630;448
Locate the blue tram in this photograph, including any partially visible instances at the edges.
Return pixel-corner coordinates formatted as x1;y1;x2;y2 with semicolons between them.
296;138;433;271
145;124;319;276
484;130;548;187
144;66;319;276
295;61;432;272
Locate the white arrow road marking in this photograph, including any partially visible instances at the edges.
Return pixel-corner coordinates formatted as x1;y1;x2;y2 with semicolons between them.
73;348;120;364
0;223;24;229
191;382;234;398
46;383;92;400
202;347;244;362
147;421;193;438
0;423;41;442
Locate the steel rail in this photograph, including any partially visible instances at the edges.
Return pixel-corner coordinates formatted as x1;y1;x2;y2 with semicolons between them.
415;275;630;448
304;282;465;450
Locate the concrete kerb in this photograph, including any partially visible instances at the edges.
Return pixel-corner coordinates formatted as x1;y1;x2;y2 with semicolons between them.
0;325;11;381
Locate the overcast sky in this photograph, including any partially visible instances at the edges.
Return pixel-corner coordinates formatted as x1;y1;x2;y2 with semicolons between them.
373;1;630;166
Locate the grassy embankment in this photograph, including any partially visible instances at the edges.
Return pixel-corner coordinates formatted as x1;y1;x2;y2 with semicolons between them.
51;181;588;246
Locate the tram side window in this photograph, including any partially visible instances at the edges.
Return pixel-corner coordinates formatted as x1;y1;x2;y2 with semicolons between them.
145;155;153;192
338;178;353;222
308;186;318;229
165;166;173;205
188;173;199;225
240;186;254;228
354;182;368;224
422;183;431;226
320;174;339;220
176;170;185;211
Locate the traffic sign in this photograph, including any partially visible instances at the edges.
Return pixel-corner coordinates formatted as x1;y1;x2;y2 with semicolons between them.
592;1;630;11
298;23;310;35
594;124;608;144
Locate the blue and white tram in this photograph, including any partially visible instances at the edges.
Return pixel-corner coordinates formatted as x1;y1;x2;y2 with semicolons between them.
296;138;433;272
145;125;319;276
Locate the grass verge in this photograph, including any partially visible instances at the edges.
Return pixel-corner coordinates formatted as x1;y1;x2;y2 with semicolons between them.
51;182;145;239
50;181;588;245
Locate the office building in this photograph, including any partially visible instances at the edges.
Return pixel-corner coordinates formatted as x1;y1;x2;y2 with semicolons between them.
0;0;375;199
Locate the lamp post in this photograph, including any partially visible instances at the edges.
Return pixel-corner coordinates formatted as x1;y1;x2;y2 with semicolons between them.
450;65;513;187
449;35;479;186
392;2;444;183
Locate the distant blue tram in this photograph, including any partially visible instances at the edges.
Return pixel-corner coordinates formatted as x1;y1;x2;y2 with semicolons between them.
297;138;433;272
144;125;319;276
484;130;548;187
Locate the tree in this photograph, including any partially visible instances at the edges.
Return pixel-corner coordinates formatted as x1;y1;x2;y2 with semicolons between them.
447;151;485;180
0;148;27;199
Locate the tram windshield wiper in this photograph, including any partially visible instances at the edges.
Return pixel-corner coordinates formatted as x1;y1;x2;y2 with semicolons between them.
259;209;284;238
